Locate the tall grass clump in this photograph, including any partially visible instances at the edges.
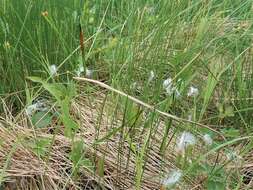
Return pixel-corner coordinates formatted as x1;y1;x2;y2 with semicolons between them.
0;0;253;189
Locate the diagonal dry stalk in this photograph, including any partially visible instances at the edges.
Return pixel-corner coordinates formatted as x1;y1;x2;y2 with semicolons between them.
73;77;224;138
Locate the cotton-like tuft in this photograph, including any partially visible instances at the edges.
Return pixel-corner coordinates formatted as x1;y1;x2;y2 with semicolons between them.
148;70;155;83
161;169;182;187
203;134;213;146
187;86;199;97
49;64;57;76
176;131;196;153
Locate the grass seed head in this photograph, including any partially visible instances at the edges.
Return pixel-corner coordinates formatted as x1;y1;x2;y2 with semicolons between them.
49;64;57;76
161;169;182;188
176;131;196;153
187;86;199;97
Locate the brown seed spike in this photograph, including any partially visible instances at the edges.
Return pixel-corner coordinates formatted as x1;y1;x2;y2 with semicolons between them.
79;23;84;57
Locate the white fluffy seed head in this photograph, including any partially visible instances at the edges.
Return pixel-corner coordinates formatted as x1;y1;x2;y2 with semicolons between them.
176;131;196;153
162;169;182;187
148;70;155;83
76;64;84;76
163;78;172;89
174;88;181;98
163;78;173;95
25;100;48;116
203;134;213;146
163;78;181;97
25;104;38;116
49;64;57;76
85;68;93;78
187;86;199;97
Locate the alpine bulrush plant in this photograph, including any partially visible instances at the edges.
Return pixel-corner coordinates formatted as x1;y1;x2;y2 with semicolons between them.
75;64;84;77
49;64;57;77
176;131;196;154
25;100;48;117
163;78;180;97
85;68;93;78
148;70;155;83
202;134;213;146
161;169;182;189
187;86;199;97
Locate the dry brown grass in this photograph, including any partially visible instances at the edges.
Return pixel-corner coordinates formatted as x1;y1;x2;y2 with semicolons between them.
0;86;251;190
0;89;191;190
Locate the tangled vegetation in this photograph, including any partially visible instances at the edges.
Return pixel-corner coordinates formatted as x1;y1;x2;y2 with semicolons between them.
0;0;253;189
